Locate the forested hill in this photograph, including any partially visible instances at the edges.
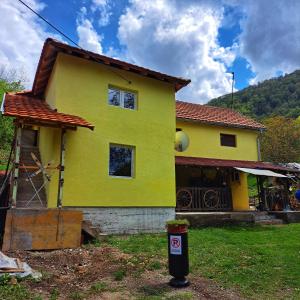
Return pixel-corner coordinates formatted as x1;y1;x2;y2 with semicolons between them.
208;70;300;119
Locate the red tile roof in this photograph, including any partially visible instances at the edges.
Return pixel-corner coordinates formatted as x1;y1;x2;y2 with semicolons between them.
2;93;94;130
176;101;265;130
176;156;293;172
32;38;191;97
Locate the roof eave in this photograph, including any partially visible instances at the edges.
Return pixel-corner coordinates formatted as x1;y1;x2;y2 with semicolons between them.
32;38;191;97
176;117;265;131
4;113;94;131
175;156;295;172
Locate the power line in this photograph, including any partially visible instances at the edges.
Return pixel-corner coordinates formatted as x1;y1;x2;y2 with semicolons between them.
16;0;81;48
231;72;234;108
16;0;132;85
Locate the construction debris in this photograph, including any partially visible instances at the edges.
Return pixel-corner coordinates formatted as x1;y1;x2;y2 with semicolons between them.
0;251;41;279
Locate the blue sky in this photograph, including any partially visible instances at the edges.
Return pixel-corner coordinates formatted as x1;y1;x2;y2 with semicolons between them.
42;0;251;90
0;0;299;103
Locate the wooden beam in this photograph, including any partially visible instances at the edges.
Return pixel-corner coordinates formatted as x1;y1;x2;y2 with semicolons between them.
121;65;130;71
57;129;66;207
11;126;21;207
102;58;111;65
19;119;77;131
40;64;55;76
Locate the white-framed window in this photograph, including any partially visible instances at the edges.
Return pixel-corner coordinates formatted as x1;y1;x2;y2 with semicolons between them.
108;87;137;110
109;144;135;178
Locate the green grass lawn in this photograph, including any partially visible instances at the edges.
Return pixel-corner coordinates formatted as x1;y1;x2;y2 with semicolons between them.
0;165;6;171
248;174;258;197
108;224;300;300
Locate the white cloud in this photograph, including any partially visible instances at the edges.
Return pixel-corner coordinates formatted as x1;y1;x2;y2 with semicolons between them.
91;0;112;27
76;7;103;54
238;0;300;83
0;0;55;87
118;0;236;103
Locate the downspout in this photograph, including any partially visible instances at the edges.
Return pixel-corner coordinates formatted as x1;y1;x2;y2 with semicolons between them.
0;93;6;114
257;129;263;161
57;129;66;208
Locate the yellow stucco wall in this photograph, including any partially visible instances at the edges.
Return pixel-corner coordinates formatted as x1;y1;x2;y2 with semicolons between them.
38;127;60;208
230;173;250;210
176;120;259;161
39;65;61;208
175;120;257;211
40;53;176;207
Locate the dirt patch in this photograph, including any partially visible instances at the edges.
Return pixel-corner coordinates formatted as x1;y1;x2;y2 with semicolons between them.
8;246;244;299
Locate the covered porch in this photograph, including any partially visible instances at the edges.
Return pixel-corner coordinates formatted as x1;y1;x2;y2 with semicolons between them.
0;92;94;250
175;156;297;213
0;92;94;209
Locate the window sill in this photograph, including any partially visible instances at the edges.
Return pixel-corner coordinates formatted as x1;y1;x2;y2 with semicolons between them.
108;105;137;111
109;175;134;179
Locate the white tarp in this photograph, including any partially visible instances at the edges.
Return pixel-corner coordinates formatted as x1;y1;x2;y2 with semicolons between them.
235;167;287;178
0;252;41;278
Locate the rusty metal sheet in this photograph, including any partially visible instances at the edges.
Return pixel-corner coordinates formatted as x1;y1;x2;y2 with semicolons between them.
2;208;82;251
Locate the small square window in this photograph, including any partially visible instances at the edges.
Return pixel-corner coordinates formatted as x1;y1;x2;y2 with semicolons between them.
109;144;134;177
108;86;136;110
220;134;236;147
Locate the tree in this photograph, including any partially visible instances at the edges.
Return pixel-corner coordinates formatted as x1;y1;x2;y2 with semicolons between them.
208;70;300;119
0;68;24;165
260;116;300;163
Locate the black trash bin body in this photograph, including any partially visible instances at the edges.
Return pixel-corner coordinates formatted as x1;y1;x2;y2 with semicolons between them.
167;224;189;287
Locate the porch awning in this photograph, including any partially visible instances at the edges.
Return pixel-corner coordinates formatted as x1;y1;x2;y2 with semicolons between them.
2;93;94;130
235;167;287;178
175;156;296;172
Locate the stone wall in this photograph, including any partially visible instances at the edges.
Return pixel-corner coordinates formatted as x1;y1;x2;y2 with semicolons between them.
73;207;175;234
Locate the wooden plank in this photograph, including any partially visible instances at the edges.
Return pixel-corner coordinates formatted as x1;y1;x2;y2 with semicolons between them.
2;208;82;251
57;129;66;207
12;127;22;207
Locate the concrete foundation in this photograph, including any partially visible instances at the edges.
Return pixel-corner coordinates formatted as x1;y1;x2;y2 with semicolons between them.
176;211;255;227
176;211;300;227
74;207;175;234
269;211;300;223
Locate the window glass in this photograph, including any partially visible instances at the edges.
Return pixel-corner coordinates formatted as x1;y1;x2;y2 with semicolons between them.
220;134;236;147
124;91;135;109
109;145;134;177
108;88;120;106
108;87;136;110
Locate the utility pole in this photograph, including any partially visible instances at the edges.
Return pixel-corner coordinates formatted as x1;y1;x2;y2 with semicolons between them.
231;72;235;109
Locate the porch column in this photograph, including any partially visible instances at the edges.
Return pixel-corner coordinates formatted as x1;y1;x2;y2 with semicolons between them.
57;129;66;207
230;172;250;211
11;126;22;207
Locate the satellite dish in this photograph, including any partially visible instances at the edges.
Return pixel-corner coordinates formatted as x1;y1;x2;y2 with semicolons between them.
175;131;189;152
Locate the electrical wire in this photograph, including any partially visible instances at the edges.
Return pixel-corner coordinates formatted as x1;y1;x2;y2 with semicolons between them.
16;0;132;84
16;0;82;48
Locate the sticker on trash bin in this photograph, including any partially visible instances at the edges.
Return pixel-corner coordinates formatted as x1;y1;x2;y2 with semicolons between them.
170;235;182;255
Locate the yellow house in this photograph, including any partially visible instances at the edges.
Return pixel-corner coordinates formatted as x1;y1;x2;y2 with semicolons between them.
175;101;262;212
1;38;293;234
174;101;292;214
1;38;190;234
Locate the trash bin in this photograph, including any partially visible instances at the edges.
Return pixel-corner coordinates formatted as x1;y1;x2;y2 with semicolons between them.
166;219;190;287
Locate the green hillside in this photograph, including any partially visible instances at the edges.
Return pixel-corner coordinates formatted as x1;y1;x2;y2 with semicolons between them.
208;70;300;119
